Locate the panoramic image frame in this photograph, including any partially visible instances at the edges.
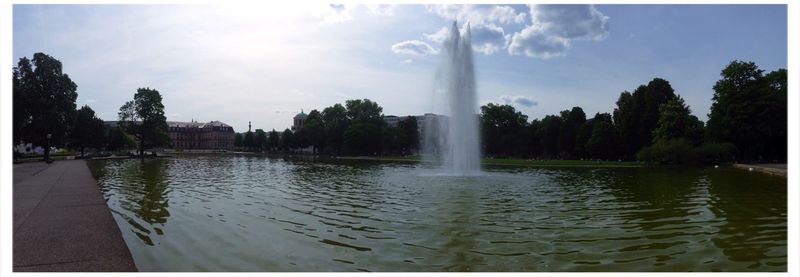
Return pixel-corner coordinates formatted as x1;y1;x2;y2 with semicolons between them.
2;0;799;276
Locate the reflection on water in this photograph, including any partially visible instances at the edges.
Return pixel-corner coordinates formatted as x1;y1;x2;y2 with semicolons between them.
88;156;786;272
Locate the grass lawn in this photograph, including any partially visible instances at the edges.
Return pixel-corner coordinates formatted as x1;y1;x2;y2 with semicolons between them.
337;156;643;167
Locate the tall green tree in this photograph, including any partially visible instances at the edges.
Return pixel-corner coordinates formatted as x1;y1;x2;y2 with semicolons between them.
537;115;563;158
585;114;620;160
574;113;612;158
706;61;786;161
322;104;349;155
652;96;704;145
118;87;171;158
344;123;381;155
398;116;420;154
343;99;385;155
244;131;254;150
381;126;403;155
558;107;586;158
12;53;78;161
613;78;677;158
234;133;243;148
345;99;384;126
480;103;529;157
268;129;280;151
254;129;267;152
527;119;543;157
70;105;106;157
281;128;295;150
302;110;325;154
106;126;135;151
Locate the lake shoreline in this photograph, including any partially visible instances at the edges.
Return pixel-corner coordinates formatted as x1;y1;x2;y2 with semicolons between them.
335;156;646;168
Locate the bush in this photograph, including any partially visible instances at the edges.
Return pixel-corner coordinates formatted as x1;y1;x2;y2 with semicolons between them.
695;142;737;164
637;139;737;165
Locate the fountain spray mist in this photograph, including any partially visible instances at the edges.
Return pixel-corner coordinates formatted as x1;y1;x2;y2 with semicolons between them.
426;22;481;174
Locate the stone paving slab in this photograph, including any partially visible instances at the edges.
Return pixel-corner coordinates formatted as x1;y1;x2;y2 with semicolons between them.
13;160;137;272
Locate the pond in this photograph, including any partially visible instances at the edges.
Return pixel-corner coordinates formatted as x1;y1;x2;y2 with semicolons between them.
87;155;786;272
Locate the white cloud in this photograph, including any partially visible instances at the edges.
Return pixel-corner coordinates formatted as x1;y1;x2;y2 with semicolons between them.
508;26;570;59
469;23;509;55
509;4;609;58
391;40;438;56
367;4;395;16
427;5;526;25
320;4;354;25
424;26;449;44
530;4;609;41
500;95;538;107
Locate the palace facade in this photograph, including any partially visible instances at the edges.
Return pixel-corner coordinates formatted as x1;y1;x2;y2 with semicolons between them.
168;120;235;150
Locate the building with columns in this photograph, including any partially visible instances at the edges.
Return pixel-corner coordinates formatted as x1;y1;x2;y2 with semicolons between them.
168;120;235;150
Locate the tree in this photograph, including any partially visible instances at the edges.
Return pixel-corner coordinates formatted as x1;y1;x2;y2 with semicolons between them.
268;129;280;151
585;117;620;160
480;103;528;157
381;126;403;155
322;104;349;155
574;113;611;158
613;78;677;158
343;99;385;155
302;110;325;154
12;53;78;161
537;115;563;158
106;126;135;151
398;116;420;154
234;133;243;148
557;107;586;158
243;131;254;151
344;123;381;155
652;96;704;145
118;87;171;158
254;129;267;152
706;61;786;161
345;99;384;126
764;68;788;159
281;128;295;151
527;119;543;157
70;105;106;157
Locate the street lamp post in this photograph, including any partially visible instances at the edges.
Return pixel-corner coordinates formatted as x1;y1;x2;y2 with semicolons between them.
45;133;52;164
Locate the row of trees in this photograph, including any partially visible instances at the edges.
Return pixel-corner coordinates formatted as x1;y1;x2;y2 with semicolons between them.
14;53;784;164
12;53;116;160
480;60;786;164
235;99;420;156
13;52;171;160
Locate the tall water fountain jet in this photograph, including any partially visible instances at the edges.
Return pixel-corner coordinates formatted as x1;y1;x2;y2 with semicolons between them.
427;22;481;174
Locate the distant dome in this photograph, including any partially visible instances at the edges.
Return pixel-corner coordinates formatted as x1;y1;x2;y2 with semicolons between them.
294;111;308;119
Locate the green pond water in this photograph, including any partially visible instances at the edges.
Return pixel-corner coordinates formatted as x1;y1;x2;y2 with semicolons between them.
87;155;786;272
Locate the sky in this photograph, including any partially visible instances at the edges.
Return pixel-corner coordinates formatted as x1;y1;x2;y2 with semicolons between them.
13;4;787;133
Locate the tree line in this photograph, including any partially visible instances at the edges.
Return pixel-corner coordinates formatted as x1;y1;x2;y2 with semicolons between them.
233;60;785;164
13;52;171;160
481;60;786;164
235;99;421;156
13;53;785;164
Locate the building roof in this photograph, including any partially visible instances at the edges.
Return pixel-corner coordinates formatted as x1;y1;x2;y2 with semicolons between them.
167;121;233;128
294;111;308;119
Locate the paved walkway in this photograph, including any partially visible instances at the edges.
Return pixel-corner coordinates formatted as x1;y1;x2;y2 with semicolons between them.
13;160;137;272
